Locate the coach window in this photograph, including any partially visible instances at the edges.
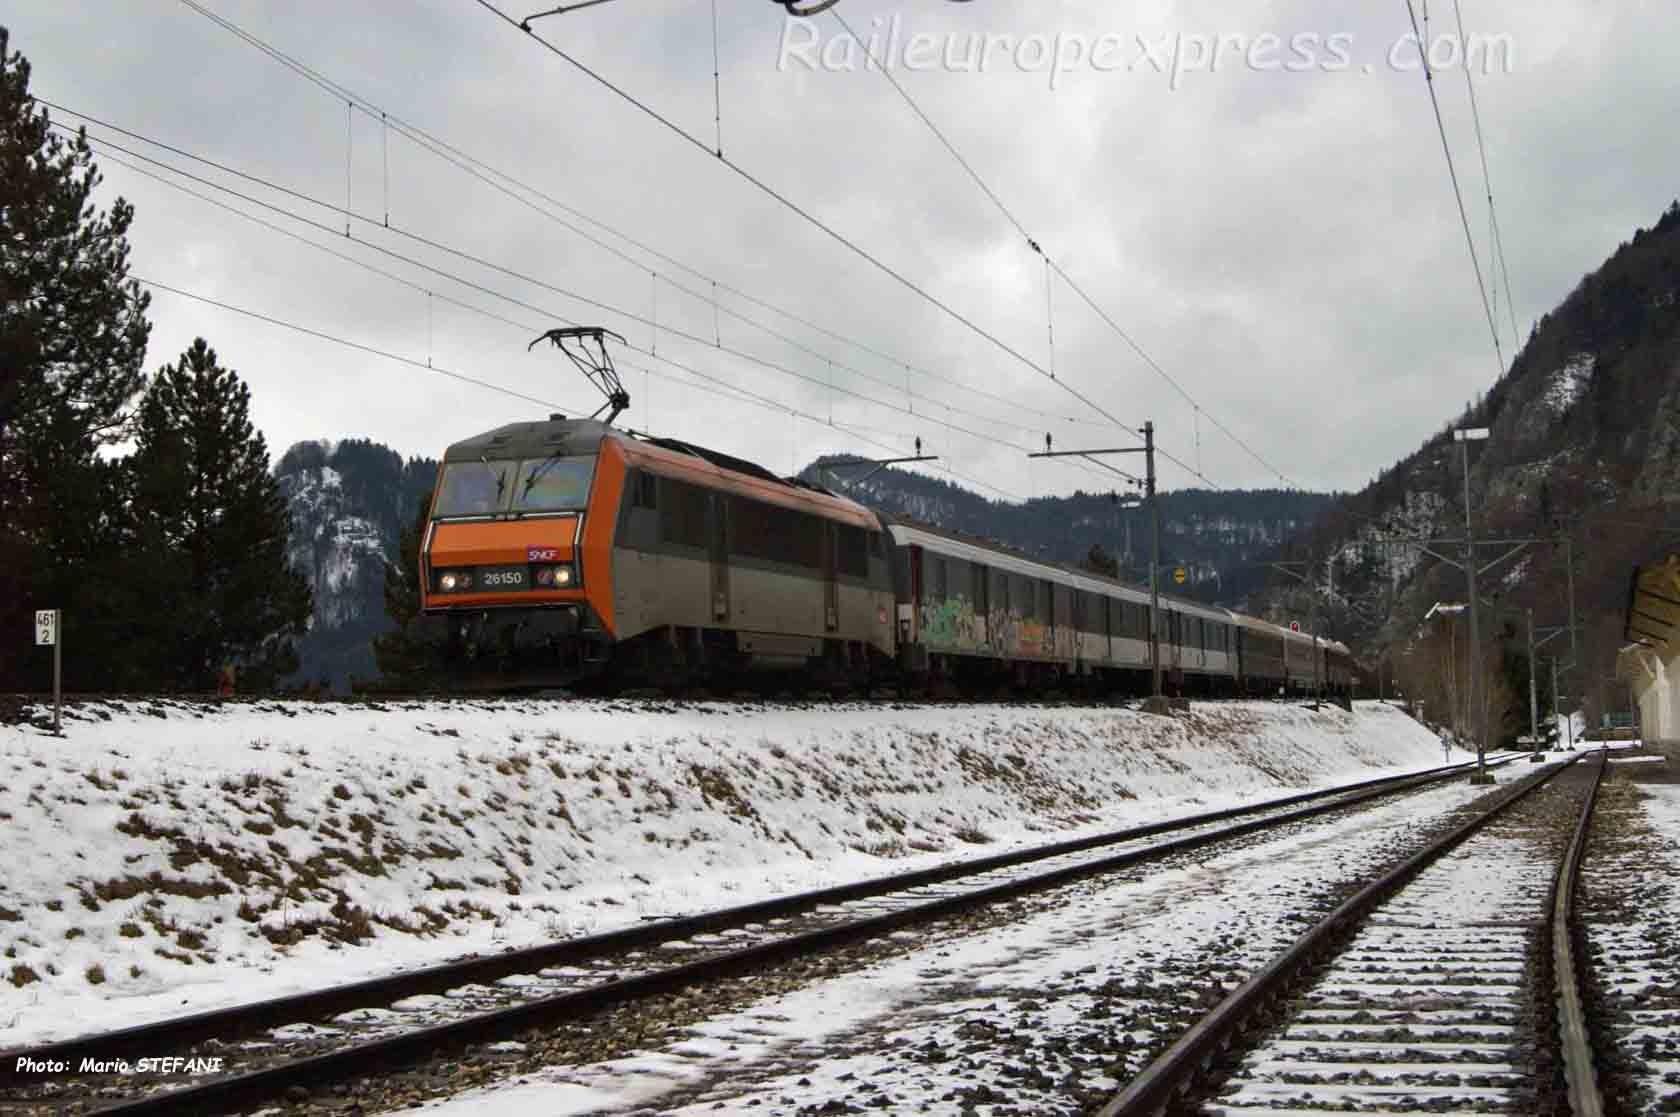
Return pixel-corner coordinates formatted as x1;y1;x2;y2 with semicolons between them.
1018;575;1036;621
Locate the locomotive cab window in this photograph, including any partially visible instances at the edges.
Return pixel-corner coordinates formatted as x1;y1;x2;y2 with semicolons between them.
512;454;597;514
434;460;513;518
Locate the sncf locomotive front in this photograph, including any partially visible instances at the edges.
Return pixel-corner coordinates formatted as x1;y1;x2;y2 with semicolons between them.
420;417;621;685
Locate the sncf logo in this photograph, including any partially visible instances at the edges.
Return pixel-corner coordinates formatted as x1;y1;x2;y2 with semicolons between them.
527;547;562;562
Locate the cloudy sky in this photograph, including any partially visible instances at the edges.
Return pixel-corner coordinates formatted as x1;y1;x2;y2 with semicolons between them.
5;1;1674;500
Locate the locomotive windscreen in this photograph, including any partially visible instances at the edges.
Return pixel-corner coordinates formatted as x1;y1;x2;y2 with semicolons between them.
432;454;597;518
512;455;597;513
434;461;513;518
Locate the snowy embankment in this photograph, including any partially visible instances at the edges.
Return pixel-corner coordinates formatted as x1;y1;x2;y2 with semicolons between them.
0;697;1444;1045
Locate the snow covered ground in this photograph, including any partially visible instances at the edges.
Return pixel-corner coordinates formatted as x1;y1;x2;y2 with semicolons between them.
400;729;1508;1116
0;697;1448;1048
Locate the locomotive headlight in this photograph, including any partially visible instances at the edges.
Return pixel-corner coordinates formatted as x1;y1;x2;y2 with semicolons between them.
535;566;555;587
555;566;573;586
439;571;471;592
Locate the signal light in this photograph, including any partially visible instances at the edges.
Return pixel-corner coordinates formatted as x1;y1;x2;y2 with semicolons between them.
536;567;555;587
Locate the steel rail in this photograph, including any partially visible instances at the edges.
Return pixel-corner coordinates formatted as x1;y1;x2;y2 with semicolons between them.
7;757;1519;1114
1554;750;1607;1116
1095;752;1586;1117
0;754;1509;1077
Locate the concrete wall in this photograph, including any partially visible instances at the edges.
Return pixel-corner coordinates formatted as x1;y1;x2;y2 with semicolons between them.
1624;646;1680;744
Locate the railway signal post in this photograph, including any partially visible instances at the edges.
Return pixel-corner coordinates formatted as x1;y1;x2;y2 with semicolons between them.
34;609;60;734
1028;423;1165;710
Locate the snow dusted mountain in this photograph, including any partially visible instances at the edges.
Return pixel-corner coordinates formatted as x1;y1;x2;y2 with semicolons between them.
1272;200;1680;729
274;440;436;689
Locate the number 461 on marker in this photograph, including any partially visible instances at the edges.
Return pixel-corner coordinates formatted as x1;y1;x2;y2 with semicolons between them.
35;610;58;646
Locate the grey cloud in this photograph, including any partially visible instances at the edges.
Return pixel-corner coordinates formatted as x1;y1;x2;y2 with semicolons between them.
2;0;1673;501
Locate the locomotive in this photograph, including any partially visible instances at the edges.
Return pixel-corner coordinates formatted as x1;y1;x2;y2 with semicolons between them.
415;413;1353;697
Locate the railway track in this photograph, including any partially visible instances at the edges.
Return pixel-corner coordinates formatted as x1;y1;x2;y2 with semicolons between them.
1097;749;1608;1117
1;756;1508;1115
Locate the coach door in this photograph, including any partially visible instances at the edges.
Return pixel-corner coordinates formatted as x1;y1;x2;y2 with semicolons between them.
971;562;989;649
709;493;730;623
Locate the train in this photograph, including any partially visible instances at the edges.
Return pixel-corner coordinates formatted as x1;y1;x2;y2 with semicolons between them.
416;415;1354;698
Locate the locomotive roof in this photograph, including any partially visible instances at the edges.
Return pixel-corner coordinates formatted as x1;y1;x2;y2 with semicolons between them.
441;417;616;462
443;419;834;498
442;416;875;525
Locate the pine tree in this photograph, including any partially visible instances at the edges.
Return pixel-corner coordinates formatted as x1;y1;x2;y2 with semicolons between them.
128;339;311;689
1081;543;1119;578
372;500;442;688
0;28;151;688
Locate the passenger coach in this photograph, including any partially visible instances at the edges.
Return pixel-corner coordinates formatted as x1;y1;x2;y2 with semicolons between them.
883;518;1238;693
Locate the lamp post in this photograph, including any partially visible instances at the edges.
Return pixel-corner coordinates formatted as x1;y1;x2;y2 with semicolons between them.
1454;427;1491;782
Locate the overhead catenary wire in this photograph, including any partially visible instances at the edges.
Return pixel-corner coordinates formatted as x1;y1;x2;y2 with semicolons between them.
1402;0;1507;380
44;108;1097;482
137;276;590;415
60;77;1077;449
172;0;1108;438
1450;0;1521;352
827;7;1298;492
73;117;1031;500
709;0;723;157
138;273;1012;495
470;0;1222;486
